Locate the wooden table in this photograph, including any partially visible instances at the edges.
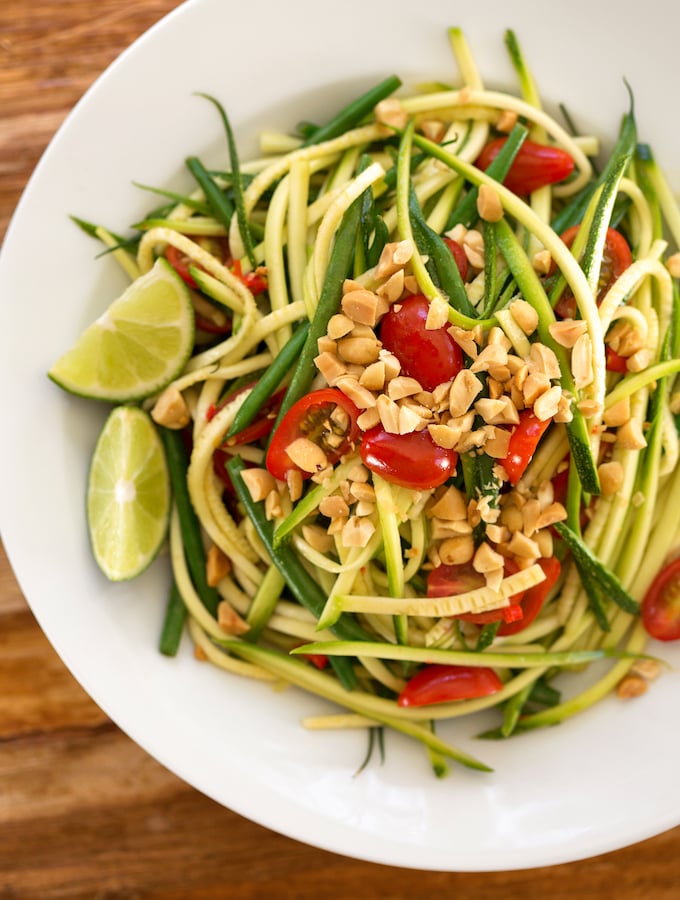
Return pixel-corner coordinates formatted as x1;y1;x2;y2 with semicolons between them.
2;2;679;896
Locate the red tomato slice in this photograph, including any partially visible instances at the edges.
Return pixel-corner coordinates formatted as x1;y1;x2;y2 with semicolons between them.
476;138;575;195
497;556;561;636
266;388;360;481
378;294;463;391
501;410;551;485
443;237;469;281
360;426;457;490
553;226;633;319
641;557;680;641
397;663;503;707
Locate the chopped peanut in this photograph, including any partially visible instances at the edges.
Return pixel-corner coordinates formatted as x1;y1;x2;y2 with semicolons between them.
425;295;450;330
284;438;328;473
302;523;335;553
337;335;381;365
462;229;485;269
240;467;277;503
376;394;401;433
151;386;191;429
341;289;389;327
533;385;562;421
319;494;350;519
509;298;539;335
472;541;504;574
616;674;648;699
206;544;231;587
428;485;468;521
598;460;624;496
477;184;504;222
327;313;354;339
314;351;347;386
449;368;484;416
376;269;405;304
341;516;376;548
616;418;647;450
603;396;631;428
439;534;475;566
548;318;588;348
336;376;377;409
357;406;381;430
359;360;386;392
496;109;518;132
387;376;422;401
217;601;250;636
375;240;413;279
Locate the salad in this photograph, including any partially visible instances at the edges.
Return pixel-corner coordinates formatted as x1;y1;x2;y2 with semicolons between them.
50;27;680;775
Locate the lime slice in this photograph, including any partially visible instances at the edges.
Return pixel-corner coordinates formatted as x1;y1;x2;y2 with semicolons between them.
49;257;194;402
87;405;170;581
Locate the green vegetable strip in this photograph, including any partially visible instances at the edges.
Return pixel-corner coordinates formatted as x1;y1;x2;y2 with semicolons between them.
408;185;474;315
244;565;286;640
226;321;309;439
372;474;407;645
291;640;643;669
132;182;212;215
159;579;188;657
492;218;600;494
578;109;637;298
553;522;640;616
300;75;402;148
159;428;221;616
220;638;492;772
185;156;235;234
195;93;257;267
273;194;362;427
225;456;375;690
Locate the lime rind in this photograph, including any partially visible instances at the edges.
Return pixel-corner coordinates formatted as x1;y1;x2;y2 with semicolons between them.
49;257;194;403
87;405;171;581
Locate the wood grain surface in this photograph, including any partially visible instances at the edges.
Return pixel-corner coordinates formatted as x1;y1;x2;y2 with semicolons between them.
2;2;680;897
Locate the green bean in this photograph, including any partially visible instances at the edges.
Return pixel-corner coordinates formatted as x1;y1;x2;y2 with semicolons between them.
185;155;235;233
159;579;188;657
160;427;221;616
274;192;363;427
300;75;402;147
226;321;309;439
195;93;258;267
408;185;474;316
132;181;211;215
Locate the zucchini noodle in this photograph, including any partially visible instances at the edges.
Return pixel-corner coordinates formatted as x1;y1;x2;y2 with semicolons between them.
69;27;680;777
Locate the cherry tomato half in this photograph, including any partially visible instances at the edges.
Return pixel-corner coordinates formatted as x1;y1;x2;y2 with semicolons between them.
397;663;503;707
266;388;360;482
378;294;463;391
553;226;633;319
475;138;575;195
360;426;457;490
501;410;551;485
641;557;680;641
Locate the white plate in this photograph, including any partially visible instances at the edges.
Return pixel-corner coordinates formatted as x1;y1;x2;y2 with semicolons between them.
1;0;679;871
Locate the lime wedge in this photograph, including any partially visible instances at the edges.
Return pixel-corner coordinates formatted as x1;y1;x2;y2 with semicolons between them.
87;406;170;581
49;257;194;402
